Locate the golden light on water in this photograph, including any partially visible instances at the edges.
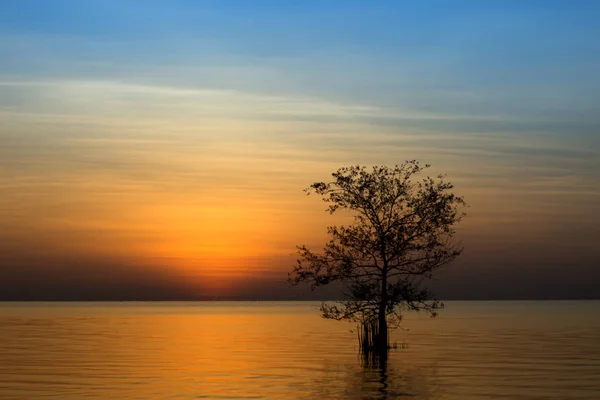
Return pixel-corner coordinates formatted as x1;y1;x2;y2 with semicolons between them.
2;302;600;398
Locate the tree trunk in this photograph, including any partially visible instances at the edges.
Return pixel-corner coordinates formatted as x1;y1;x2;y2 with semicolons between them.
378;271;388;355
378;299;388;352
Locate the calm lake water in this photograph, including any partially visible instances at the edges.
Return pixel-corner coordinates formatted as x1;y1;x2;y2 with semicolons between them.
1;301;599;399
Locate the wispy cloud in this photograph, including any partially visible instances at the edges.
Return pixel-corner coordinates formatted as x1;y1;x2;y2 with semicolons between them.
1;1;599;298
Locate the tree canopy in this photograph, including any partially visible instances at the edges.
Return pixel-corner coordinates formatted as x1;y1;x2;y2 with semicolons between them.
289;161;466;352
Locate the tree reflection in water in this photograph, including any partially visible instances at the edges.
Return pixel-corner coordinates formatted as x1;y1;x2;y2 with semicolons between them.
314;348;441;400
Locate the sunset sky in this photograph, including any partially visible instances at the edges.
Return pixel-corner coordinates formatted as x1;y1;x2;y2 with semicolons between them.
1;0;599;300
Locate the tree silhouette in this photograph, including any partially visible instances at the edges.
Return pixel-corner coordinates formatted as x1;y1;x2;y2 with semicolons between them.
289;161;466;356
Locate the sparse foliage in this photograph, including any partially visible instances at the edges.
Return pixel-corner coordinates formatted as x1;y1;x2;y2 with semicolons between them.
289;161;466;353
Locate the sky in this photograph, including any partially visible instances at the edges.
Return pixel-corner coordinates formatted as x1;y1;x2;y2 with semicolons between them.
1;0;599;300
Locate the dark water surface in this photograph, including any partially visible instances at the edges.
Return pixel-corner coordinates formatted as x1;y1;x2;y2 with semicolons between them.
1;301;599;399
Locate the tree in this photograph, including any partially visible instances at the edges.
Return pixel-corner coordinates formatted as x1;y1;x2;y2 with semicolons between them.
289;161;466;356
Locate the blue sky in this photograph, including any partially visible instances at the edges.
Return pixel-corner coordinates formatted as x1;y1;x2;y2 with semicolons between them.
2;1;599;139
1;1;599;299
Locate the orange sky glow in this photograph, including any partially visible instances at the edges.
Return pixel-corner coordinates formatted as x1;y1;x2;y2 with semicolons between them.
1;2;599;300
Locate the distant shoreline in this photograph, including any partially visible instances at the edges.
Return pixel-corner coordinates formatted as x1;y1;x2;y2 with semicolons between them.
1;298;599;302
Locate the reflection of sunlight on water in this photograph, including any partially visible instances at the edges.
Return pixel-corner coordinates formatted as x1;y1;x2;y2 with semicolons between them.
0;301;599;399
